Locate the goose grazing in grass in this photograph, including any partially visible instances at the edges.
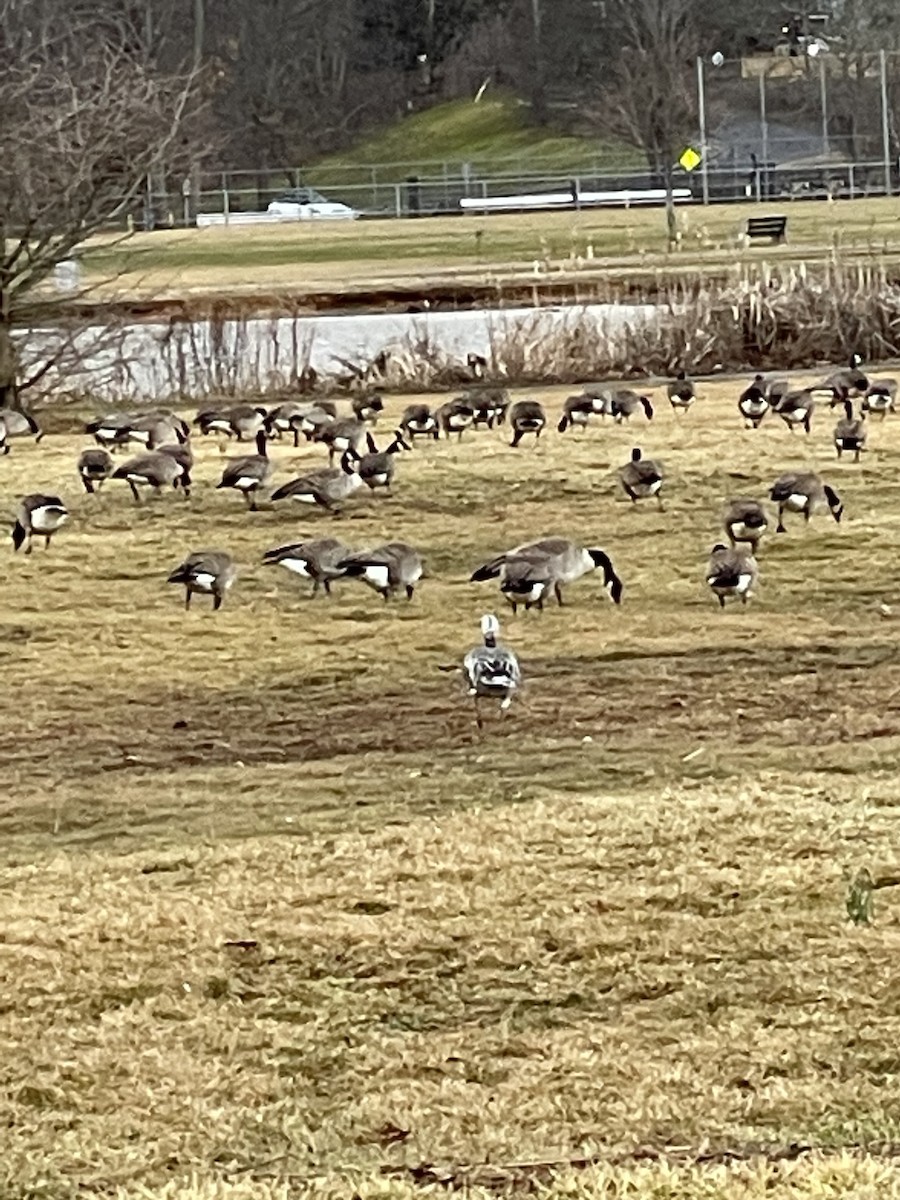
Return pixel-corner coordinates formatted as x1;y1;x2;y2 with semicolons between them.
337;541;424;600
265;401;314;446
315;417;369;465
436;398;476;440
508;400;546;447
609;390;654;423
667;370;696;413
0;415;9;455
557;392;605;433
85;412;135;452
299;405;338;443
0;408;42;445
618;447;665;508
262;537;352;596
471;537;623;613
862;378;897;419
77;447;114;494
195;404;268;441
815;354;868;405
468;388;509;429
167;550;237;610
833;400;867;461
773;388;815;434
356;429;411;492
113;449;188;503
738;375;770;428
125;411;189;450
270;451;362;511
156;441;194;490
11;494;69;554
352;391;384;423
706;543;758;608
463;614;521;726
769;472;843;532
216;431;272;510
399;403;439;442
766;377;790;407
723;498;769;553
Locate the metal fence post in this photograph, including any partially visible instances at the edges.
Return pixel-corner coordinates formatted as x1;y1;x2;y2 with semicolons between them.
222;173;230;226
759;71;769;201
819;56;828;159
697;57;709;204
880;49;892;196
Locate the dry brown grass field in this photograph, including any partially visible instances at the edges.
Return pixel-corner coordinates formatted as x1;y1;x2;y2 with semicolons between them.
5;378;900;1197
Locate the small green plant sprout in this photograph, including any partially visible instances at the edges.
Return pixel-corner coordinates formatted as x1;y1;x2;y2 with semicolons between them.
846;867;875;925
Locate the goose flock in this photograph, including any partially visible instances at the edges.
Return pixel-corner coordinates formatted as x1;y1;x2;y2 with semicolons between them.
5;352;891;727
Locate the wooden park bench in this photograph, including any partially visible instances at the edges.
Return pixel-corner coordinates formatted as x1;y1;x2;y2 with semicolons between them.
745;215;788;245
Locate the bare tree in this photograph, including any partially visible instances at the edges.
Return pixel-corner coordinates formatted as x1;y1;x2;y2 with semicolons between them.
600;0;699;246
0;0;195;407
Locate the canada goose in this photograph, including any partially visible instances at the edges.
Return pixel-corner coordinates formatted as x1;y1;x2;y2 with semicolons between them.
85;412;135;452
0;415;8;455
124;411;189;450
609;390;654;423
862;379;897;419
265;401;313;446
156;441;194;490
436;398;476;440
706;543;758;608
0;408;42;444
299;406;338;443
769;472;843;532
723;498;769;552
113;449;188;503
352;391;384;423
216;430;272;509
834;400;867;461
399;403;439;442
815;354;868;404
466;352;488;380
11;494;68;554
270;451;362;511
471;537;623;613
557;392;605;433
667;371;696;413
738;375;770;428
262;537;352;596
337;541;424;600
195;404;268;441
463;614;521;726
619;447;664;508
77;447;114;494
167;550;237;610
315;417;368;464
509;400;546;447
773;388;815;434
356;430;411;492
766;377;790;406
468;387;509;429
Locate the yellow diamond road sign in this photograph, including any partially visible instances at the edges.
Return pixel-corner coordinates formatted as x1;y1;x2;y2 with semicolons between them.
679;147;702;172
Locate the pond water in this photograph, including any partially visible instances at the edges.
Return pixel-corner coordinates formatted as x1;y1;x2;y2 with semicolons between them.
25;301;659;403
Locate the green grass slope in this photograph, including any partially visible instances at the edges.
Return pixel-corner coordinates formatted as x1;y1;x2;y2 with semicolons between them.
307;93;641;187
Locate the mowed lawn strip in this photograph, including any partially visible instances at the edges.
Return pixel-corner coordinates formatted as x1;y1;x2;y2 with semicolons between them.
2;379;900;1194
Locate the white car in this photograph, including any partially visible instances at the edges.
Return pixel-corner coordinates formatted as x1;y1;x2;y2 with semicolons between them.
266;188;358;221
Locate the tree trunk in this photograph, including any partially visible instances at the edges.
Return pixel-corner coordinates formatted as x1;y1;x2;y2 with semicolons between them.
0;289;19;410
664;160;677;249
530;0;547;125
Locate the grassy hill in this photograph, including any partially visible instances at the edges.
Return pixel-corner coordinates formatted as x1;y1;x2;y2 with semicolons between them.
306;93;642;189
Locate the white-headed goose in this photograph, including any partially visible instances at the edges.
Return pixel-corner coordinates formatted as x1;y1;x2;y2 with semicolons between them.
78;448;114;494
773;388;815;434
12;494;69;553
509;400;546;447
723;498;769;553
337;541;423;600
667;371;696;413
463;614;521;726
216;431;272;510
270;451;362;511
167;550;237;610
738;375;769;428
471;537;623;613
112;450;188;503
833;400;866;461
862;379;897;419
706;543;758;608
262;537;352;596
769;472;843;532
619;448;664;508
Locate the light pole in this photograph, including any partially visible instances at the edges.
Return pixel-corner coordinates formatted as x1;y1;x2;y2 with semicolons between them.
697;56;709;205
759;70;769;201
880;48;892;196
808;43;828;159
